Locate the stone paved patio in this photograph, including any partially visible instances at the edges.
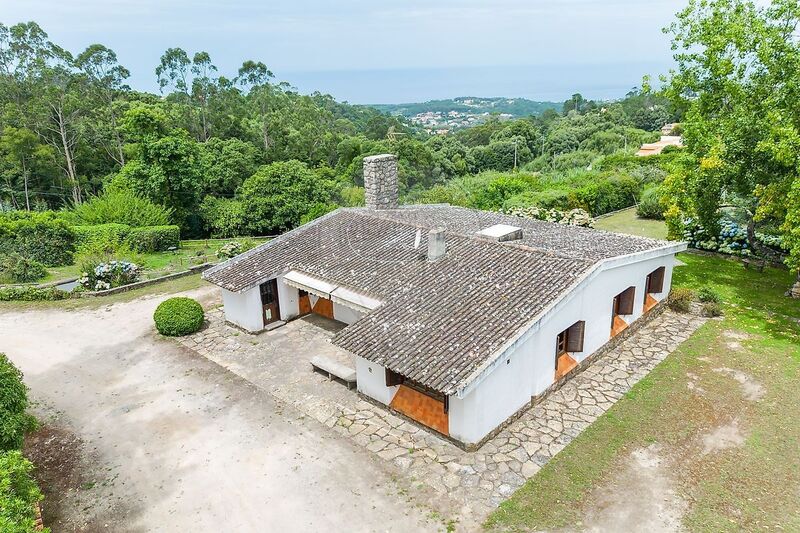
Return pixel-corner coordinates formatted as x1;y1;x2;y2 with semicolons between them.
178;307;706;520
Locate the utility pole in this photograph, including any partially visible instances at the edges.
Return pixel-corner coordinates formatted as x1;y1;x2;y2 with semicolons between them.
513;140;518;171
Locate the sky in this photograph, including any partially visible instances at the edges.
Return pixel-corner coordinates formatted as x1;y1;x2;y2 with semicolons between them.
0;0;685;104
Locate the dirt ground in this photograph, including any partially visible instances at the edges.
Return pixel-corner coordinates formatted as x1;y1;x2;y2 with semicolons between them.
0;286;442;532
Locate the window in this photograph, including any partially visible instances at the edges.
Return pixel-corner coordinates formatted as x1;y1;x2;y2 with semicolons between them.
555;320;586;367
646;267;666;294
614;286;636;316
556;330;568;357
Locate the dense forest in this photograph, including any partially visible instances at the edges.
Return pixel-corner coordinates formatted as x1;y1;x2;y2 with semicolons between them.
0;21;683;240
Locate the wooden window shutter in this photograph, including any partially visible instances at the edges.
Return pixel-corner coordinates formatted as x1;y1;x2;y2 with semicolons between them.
618;286;636;315
385;368;404;387
566;321;585;352
647;267;665;294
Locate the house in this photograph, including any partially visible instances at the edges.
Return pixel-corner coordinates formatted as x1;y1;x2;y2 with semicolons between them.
203;154;686;448
637;124;683;156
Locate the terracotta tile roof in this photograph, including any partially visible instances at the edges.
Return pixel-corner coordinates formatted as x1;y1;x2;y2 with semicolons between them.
203;206;674;394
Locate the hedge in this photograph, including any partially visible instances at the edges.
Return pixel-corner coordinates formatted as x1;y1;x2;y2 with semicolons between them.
0;287;70;302
125;225;180;253
0;217;75;267
73;223;132;254
153;297;204;336
0;254;48;284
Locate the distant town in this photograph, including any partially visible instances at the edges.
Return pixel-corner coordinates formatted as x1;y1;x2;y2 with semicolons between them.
372;96;559;134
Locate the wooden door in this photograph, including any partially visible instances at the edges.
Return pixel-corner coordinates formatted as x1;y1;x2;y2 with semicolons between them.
298;289;312;315
260;279;281;326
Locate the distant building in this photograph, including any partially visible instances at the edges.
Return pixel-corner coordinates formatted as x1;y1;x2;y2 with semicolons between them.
637;124;683;156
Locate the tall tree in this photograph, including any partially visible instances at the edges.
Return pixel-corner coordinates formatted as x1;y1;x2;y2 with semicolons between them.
663;0;800;293
75;44;130;166
237;60;274;152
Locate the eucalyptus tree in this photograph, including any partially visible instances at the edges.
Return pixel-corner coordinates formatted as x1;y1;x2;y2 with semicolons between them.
0;22;88;204
237;60;275;152
75;44;130;166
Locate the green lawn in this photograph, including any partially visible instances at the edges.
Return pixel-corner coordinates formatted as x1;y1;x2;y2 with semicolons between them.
485;252;800;532
39;238;266;284
594;207;669;240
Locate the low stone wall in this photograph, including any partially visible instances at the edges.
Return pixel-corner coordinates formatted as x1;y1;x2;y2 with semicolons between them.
79;263;213;298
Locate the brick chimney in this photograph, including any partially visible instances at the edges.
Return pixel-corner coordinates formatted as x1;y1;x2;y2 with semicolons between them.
363;154;398;210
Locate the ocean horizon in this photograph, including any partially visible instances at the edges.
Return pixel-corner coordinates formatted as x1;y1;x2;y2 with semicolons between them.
275;62;672;105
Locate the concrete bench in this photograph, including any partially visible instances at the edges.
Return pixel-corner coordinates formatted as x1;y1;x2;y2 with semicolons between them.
310;356;357;390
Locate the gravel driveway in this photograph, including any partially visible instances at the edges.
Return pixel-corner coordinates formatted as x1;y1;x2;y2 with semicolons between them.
0;286;440;532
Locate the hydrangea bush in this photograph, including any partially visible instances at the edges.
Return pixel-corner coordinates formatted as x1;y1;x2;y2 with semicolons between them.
683;218;787;257
78;260;140;291
216;241;244;259
503;206;594;228
216;239;257;259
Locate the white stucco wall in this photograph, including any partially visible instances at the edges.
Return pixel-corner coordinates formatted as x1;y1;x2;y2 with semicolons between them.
449;253;676;445
221;286;263;333
355;356;399;405
277;277;299;321
333;302;364;325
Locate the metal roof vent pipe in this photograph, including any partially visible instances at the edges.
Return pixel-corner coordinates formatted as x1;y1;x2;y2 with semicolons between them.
427;228;446;262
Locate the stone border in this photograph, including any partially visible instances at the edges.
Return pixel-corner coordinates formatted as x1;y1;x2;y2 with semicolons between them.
78;263;213;298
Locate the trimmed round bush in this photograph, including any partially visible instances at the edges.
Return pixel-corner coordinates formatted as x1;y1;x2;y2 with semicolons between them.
153;297;204;336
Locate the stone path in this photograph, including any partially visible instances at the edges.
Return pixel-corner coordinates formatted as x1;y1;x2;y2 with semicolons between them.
179;307;706;520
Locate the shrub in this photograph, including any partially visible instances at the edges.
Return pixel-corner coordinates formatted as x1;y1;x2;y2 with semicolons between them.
153;297;205;336
637;185;665;220
701;301;724;317
124;226;180;253
78;260;140;291
0;287;69;302
72;223;132;256
70;188;172;227
0;216;75;267
216;239;257;259
667;287;695;313
0;254;47;284
503;188;571;210
470;176;531;210
569;174;641;216
0;450;48;533
697;286;721;303
300;203;338;225
0;354;36;452
503;206;594;227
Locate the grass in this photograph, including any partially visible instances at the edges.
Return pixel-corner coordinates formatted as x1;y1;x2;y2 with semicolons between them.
485;252;800;532
0;273;209;312
35;238;266;284
594;207;668;240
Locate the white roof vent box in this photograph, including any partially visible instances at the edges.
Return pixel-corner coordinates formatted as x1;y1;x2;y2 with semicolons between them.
477;224;523;242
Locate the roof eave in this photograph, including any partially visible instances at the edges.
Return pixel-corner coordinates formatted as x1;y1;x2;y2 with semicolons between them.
451;241;687;398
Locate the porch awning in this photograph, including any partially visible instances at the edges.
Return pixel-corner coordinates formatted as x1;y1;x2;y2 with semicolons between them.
282;270;383;314
331;286;383;314
282;270;336;299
